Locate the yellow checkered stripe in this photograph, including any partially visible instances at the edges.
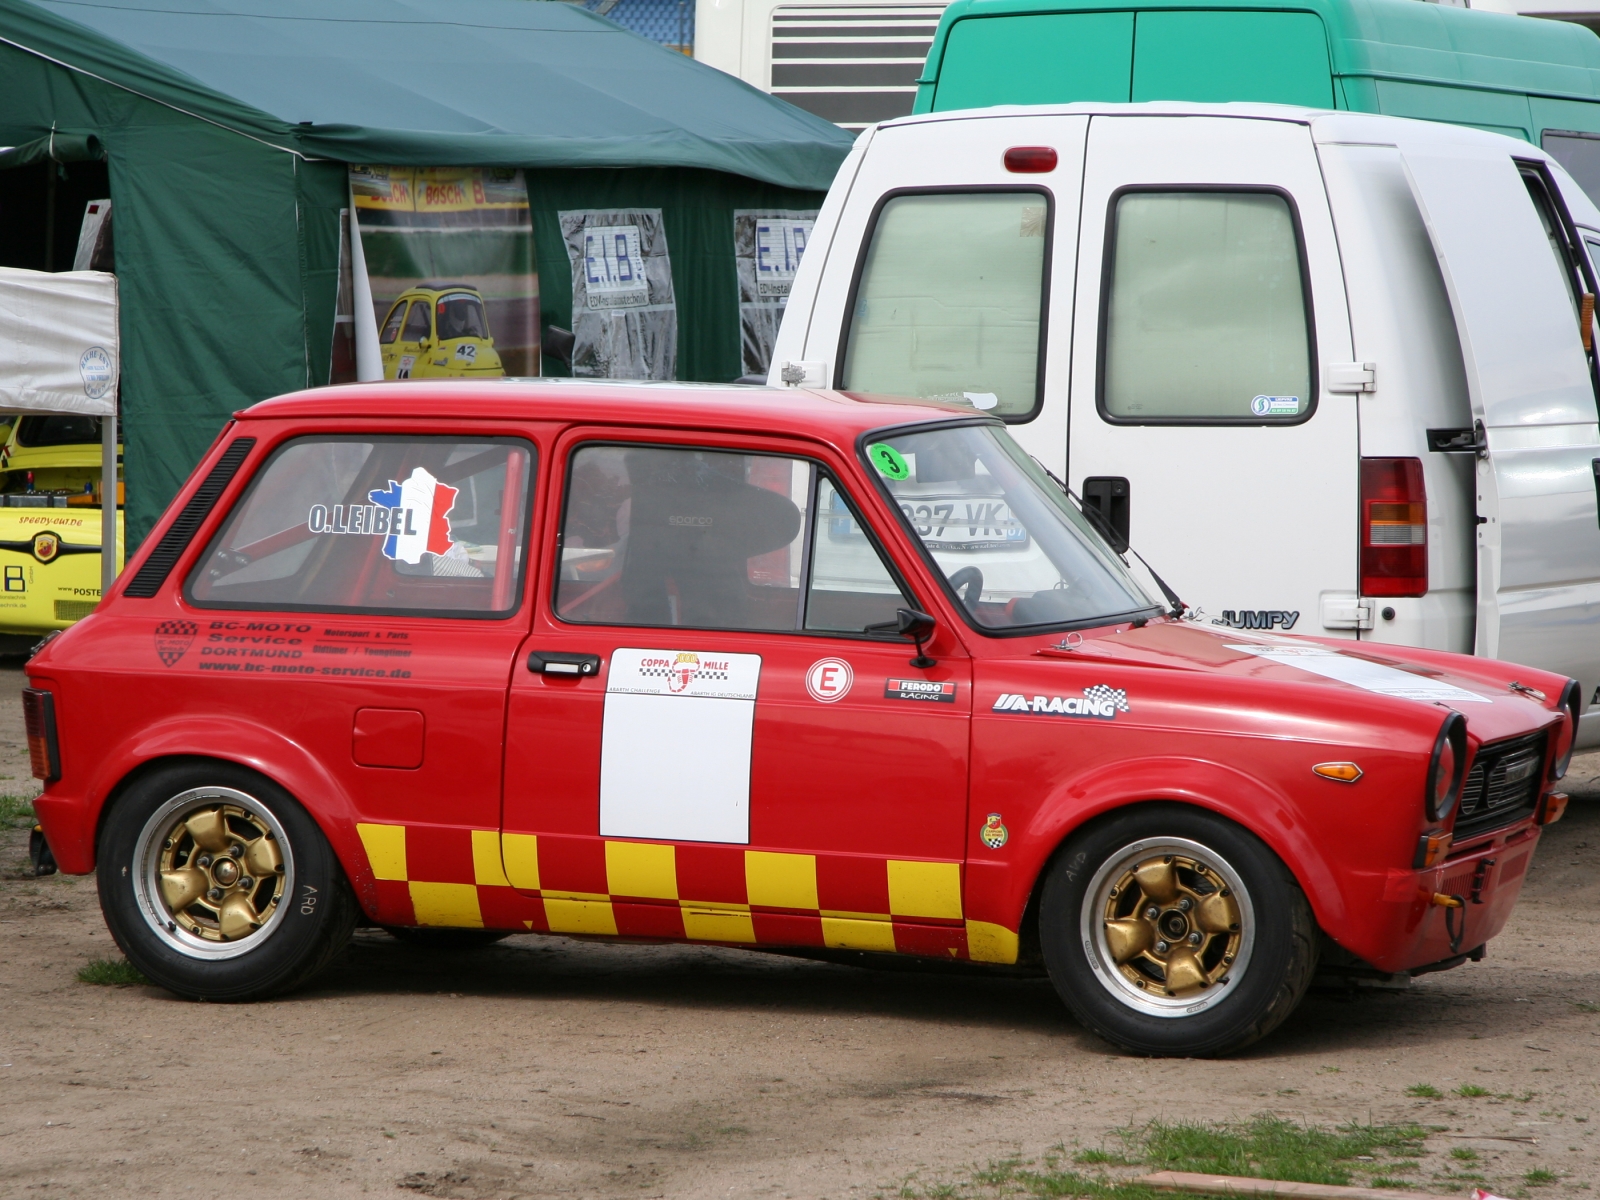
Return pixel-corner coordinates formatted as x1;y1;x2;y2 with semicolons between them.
354;823;1018;963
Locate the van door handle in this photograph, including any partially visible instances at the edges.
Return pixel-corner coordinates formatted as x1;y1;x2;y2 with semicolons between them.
527;651;602;677
1081;476;1130;554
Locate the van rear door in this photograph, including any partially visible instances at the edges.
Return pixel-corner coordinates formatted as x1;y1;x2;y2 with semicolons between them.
1064;114;1357;637
1400;139;1600;739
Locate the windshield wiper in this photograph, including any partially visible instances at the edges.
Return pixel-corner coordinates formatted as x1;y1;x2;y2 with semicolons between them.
1032;458;1187;620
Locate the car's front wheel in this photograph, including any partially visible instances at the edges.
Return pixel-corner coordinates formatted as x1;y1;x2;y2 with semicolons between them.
1039;803;1317;1057
98;762;357;1001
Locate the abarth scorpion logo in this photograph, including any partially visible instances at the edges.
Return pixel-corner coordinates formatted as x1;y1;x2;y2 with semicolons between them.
153;619;198;667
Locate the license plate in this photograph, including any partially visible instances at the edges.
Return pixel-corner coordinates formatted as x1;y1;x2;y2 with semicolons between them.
898;498;1028;551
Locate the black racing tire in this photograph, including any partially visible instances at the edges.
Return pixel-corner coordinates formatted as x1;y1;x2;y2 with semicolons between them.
383;927;511;951
1038;803;1317;1057
96;760;358;1002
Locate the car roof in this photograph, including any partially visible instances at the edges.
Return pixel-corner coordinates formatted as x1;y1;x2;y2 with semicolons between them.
239;379;972;444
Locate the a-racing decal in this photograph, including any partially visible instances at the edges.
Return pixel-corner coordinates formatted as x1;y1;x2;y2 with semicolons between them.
306;466;459;565
885;678;956;704
601;649;763;844
992;685;1129;718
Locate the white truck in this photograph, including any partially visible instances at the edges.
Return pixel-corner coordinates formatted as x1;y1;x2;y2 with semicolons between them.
769;102;1600;744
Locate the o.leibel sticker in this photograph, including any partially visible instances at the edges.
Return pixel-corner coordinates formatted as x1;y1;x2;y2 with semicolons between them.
805;657;853;703
307;466;458;565
154;619;199;667
79;346;114;400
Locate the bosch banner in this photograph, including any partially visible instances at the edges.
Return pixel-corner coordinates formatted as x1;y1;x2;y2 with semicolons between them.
335;166;541;382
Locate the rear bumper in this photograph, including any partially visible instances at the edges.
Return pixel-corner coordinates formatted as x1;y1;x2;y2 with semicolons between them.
32;785;97;874
1351;822;1540;972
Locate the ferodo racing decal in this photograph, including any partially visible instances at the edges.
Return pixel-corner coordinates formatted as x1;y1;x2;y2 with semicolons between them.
307;467;458;565
1226;643;1490;704
992;685;1129;718
599;649;762;844
885;678;956;703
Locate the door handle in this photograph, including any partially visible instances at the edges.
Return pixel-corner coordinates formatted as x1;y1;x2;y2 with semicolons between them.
1081;476;1130;555
527;651;602;677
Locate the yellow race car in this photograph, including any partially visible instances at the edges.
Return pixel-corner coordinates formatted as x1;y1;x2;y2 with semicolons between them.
0;414;124;641
378;283;505;380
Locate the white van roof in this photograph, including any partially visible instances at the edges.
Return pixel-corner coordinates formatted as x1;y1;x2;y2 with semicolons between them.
870;100;1600;225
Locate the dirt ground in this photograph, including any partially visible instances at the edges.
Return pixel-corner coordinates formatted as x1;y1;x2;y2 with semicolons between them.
1;663;1596;1200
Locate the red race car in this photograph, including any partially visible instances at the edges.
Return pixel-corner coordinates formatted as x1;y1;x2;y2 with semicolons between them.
23;382;1578;1056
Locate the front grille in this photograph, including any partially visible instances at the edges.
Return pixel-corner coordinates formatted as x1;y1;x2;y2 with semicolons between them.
1454;730;1546;839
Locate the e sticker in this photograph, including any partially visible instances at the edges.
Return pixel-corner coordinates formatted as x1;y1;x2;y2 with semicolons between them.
867;443;909;480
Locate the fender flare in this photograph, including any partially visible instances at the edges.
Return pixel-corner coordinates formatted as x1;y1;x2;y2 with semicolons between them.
50;717;381;913
1011;755;1348;938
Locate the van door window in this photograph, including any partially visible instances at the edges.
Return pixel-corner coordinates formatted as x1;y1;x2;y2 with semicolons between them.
402;300;432;343
1519;162;1600;395
1100;190;1313;424
840;191;1050;421
187;437;534;617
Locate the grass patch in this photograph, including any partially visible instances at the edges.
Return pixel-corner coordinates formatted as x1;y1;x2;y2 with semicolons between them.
1576;1000;1600;1013
0;792;36;829
1406;1084;1443;1099
1451;1148;1479;1162
1526;1169;1558;1186
1455;1084;1492;1098
76;958;148;987
891;1120;1432;1199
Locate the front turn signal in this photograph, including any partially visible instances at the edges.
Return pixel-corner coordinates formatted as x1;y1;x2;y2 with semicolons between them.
1414;830;1453;869
1313;762;1363;783
1538;792;1569;826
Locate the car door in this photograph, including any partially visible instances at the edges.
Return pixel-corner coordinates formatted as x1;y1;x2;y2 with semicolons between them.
1400;140;1600;743
391;299;433;379
498;429;973;956
1065;114;1358;637
184;428;540;928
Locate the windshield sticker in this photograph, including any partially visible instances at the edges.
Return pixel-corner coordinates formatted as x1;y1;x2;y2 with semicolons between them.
1226;644;1491;704
963;392;1000;411
867;443;909;480
885;678;957;703
306;466;458;564
1251;395;1301;417
992;686;1129;718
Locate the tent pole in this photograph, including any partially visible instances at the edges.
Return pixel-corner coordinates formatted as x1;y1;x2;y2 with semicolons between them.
348;183;383;381
101;404;116;597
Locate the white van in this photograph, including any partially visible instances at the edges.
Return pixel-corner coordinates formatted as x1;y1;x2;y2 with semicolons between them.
769;103;1600;745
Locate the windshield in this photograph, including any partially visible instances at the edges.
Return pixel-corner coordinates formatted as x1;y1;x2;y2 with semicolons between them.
16;415;103;447
865;423;1156;631
436;293;488;340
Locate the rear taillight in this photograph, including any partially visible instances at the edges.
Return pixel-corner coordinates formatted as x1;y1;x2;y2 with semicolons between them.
21;688;60;782
1361;457;1427;597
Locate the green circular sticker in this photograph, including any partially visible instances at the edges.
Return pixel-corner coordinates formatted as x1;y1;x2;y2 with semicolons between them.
868;443;909;480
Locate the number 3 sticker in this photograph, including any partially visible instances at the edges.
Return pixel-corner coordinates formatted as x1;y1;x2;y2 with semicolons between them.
868;443;909;480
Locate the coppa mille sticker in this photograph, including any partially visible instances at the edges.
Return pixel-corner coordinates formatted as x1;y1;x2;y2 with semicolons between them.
992;685;1129;718
307;467;458;565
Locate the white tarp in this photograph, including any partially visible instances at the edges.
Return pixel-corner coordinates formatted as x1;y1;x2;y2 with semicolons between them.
0;266;118;415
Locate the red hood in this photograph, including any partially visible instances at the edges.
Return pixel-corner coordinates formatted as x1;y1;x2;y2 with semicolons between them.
1028;620;1563;744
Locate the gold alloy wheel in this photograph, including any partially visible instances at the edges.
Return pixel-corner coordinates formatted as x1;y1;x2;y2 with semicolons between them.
1081;837;1256;1018
133;787;295;959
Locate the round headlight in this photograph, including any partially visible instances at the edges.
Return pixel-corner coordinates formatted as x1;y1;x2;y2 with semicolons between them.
1426;712;1468;822
1553;678;1582;781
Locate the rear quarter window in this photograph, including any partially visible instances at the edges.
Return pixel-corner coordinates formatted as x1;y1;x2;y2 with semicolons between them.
186;436;534;617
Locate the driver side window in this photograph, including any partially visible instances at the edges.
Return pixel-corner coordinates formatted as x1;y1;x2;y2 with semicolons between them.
402;301;432;343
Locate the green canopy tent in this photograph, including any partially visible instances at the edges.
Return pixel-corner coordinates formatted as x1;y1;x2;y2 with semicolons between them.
0;0;854;545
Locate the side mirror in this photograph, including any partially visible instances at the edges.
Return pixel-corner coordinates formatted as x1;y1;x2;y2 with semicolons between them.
868;607;938;668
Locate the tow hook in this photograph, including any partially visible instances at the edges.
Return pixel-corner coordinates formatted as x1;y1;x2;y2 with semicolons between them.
29;824;57;877
1432;892;1465;955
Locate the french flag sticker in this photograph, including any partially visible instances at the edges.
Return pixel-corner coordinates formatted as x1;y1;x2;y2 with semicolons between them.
369;467;458;564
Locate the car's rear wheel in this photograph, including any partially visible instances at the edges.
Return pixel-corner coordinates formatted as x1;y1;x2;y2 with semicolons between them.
98;762;357;1001
1039;804;1317;1057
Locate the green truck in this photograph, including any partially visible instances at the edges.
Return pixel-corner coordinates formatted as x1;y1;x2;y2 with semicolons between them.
912;0;1600;198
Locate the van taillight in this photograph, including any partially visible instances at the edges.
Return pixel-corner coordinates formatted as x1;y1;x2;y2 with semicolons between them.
1361;457;1427;597
21;688;60;782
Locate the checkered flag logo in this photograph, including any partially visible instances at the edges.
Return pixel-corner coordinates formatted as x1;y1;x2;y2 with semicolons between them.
153;619;198;667
1084;684;1130;713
